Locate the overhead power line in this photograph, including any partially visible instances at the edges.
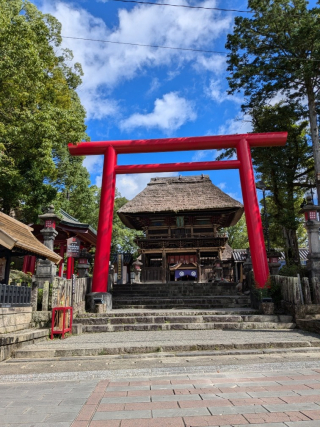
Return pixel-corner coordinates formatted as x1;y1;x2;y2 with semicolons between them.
61;36;320;62
110;0;251;13
62;36;226;54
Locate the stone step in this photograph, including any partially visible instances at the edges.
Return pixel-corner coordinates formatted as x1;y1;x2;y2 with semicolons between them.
0;328;49;362
13;338;316;359
81;322;296;333
74;314;293;325
76;308;259;318
112;303;251;309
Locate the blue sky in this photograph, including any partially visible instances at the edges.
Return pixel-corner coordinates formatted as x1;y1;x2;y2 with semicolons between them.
33;0;275;201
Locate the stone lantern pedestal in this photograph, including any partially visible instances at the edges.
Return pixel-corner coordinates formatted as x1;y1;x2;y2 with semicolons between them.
35;205;60;288
267;250;282;275
300;196;320;279
132;258;143;283
77;249;92;278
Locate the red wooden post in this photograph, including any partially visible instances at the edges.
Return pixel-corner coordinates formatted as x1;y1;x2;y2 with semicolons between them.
92;145;117;293
22;256;29;274
29;256;36;274
66;257;72;280
237;139;269;288
58;245;65;277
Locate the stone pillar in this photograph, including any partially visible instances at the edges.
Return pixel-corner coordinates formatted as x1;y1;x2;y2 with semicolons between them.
300;196;320;279
267;250;281;276
35;205;60;289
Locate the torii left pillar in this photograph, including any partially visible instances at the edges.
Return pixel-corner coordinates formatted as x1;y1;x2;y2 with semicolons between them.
85;145;116;311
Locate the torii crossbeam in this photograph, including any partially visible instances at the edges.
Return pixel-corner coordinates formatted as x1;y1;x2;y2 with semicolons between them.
69;132;287;292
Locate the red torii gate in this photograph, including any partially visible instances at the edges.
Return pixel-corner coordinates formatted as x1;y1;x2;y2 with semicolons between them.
69;132;287;293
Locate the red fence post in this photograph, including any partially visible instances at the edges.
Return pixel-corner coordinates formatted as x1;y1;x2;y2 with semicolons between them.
236;139;269;288
92;145;117;293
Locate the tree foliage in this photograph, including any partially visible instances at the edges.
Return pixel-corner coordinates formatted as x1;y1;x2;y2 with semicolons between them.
111;190;142;255
0;0;88;222
226;0;320;201
226;214;249;249
251;103;312;263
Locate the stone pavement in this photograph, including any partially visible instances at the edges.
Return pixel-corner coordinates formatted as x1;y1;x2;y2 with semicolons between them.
2;364;320;426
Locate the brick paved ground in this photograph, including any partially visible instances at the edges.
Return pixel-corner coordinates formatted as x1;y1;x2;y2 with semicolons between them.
2;367;320;426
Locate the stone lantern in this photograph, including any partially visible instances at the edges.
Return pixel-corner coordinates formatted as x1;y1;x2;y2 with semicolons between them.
300;194;320;278
77;249;92;278
267;249;282;275
35;205;60;287
132;258;143;283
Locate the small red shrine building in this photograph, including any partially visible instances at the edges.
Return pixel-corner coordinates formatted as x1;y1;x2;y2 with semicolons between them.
24;210;97;279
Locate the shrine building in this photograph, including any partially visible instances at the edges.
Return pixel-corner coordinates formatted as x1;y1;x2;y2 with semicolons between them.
117;175;243;283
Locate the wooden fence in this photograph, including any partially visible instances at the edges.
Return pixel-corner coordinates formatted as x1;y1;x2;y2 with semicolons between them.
271;275;320;305
35;276;92;314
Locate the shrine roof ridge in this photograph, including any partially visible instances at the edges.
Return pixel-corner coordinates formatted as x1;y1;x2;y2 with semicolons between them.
118;175;243;220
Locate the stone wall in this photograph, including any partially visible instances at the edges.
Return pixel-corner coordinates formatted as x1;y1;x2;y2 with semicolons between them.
0;306;32;334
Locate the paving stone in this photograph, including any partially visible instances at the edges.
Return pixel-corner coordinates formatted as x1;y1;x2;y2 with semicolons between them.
107;385;150;391
286;421;320;426
247;390;297;398
208;404;267;415
152;407;210;417
263;402;320;412
151;383;195;390
233;424;286;427
44;412;80;422
93;409;151;420
101;396;150;404
152;394;201;402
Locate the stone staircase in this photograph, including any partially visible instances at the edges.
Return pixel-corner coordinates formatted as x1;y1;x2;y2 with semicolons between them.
111;281;251;309
74;309;296;333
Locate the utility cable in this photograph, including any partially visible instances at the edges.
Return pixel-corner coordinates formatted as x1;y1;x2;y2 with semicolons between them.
110;0;251;13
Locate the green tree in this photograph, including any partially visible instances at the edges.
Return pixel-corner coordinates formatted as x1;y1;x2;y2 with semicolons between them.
218;103;312;263
226;0;320;201
112;190;143;255
0;0;88;222
226;214;249;249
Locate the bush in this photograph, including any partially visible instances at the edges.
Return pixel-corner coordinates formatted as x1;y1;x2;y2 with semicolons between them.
279;264;308;278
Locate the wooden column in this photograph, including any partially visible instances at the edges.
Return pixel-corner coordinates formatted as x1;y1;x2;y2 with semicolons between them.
162;250;166;283
197;250;201;283
4;253;11;285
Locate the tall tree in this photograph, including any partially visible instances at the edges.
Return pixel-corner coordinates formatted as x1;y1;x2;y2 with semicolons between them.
226;0;320;201
0;0;88;222
251;103;312;263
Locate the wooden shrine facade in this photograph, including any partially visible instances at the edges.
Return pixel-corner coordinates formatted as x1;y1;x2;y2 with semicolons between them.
118;176;243;283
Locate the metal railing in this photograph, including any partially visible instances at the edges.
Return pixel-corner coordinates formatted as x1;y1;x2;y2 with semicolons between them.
0;283;31;307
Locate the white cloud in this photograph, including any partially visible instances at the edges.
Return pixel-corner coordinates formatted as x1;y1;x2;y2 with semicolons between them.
194;54;226;74
120;92;196;131
218;114;253;135
39;1;232;119
83;155;104;174
116;172;178;200
218;182;226;190
227;192;243;203
206;79;242;104
191;149;216;162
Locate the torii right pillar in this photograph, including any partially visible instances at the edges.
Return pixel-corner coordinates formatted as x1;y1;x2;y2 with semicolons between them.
237;139;269;288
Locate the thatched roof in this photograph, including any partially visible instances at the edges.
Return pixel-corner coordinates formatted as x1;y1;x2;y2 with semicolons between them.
0;212;61;264
118;175;243;229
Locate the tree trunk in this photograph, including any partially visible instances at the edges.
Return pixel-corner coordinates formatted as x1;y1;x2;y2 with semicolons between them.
282;226;300;265
305;79;320;203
